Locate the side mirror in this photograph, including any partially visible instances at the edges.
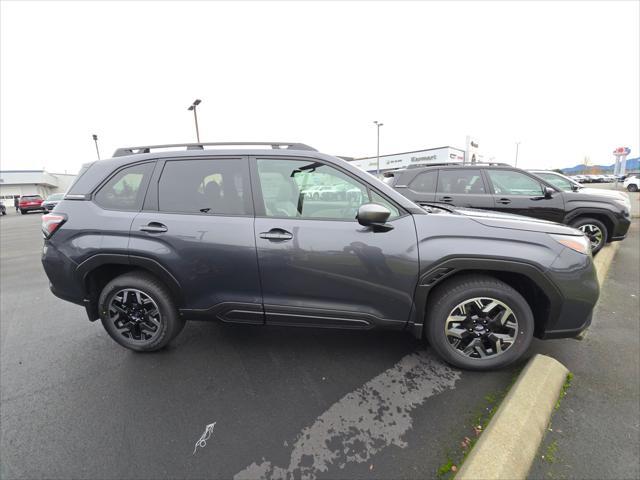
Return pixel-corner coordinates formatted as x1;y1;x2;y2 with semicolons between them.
543;186;554;199
571;184;580;192
357;203;391;229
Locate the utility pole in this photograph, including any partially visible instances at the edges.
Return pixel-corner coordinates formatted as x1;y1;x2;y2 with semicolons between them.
373;120;383;176
92;134;101;160
515;141;521;168
188;99;202;142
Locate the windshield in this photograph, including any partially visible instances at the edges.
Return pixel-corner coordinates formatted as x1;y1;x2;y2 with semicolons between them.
535;172;579;191
46;193;65;201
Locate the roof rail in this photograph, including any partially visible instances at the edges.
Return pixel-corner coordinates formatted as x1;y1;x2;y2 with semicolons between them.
405;161;511;169
112;142;317;157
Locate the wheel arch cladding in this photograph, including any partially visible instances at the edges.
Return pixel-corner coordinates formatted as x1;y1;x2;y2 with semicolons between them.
570;212;614;241
80;258;183;320
423;269;553;339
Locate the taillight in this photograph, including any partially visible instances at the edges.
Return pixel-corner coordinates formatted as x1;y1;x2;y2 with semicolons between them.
42;213;67;238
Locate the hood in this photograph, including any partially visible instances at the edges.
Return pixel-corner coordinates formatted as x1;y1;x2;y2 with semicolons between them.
574;187;627;200
451;207;582;236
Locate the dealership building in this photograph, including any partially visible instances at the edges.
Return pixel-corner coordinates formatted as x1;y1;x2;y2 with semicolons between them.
0;170;77;207
349;146;467;174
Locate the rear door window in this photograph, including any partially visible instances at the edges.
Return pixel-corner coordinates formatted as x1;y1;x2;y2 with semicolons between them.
158;158;251;215
487;170;544;196
437;169;486;194
94;162;154;211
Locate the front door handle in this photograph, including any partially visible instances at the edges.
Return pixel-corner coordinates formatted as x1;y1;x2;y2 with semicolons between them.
497;198;511;205
139;222;168;233
259;228;293;241
439;196;453;203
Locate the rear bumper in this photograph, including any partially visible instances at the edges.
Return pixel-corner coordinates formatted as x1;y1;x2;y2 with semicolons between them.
20;205;44;211
42;242;84;306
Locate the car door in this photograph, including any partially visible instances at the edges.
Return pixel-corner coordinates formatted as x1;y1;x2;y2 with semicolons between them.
485;169;565;222
251;156;420;328
129;156;264;324
435;168;494;209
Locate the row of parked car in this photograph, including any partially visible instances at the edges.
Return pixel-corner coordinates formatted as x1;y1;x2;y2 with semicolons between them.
571;173;625;183
0;193;65;216
39;142;631;371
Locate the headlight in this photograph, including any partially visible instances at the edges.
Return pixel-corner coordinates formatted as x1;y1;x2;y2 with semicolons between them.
550;234;591;255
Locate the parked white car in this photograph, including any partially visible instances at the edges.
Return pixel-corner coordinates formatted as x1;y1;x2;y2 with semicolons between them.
623;175;639;192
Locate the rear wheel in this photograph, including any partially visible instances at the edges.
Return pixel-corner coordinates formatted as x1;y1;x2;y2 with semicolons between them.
19;209;25;214
425;275;534;370
570;217;607;254
628;183;638;192
99;272;185;352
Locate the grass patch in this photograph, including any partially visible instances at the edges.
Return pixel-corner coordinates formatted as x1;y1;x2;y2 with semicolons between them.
555;372;574;410
435;370;521;479
543;440;558;464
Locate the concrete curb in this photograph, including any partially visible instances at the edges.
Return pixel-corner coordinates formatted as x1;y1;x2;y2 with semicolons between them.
593;241;621;286
457;242;622;479
456;354;569;480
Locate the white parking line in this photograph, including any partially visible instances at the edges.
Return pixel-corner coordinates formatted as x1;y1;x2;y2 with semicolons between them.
234;351;460;480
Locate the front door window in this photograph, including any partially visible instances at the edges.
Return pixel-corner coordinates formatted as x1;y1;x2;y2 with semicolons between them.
256;158;399;220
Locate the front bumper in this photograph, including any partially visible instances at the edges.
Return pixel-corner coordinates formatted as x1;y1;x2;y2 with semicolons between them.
539;247;600;339
610;215;631;241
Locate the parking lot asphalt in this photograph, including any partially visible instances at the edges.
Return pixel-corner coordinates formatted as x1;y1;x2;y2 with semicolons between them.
0;212;517;479
530;219;640;480
1;212;638;479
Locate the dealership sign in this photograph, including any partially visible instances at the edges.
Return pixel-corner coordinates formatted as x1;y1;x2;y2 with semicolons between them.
350;146;466;173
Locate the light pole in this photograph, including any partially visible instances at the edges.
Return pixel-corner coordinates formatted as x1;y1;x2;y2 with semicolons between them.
188;99;202;143
373;120;383;176
92;134;101;160
515;141;521;167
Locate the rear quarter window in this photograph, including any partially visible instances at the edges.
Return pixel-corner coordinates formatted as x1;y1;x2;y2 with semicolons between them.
408;170;438;192
94;162;154;211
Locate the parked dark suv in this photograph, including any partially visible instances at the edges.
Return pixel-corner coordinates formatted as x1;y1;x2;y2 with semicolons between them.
385;163;631;253
42;143;599;370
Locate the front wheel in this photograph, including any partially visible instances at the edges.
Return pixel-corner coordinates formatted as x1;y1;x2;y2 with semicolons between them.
99;272;185;352
425;275;534;371
570;217;607;254
628;184;638;192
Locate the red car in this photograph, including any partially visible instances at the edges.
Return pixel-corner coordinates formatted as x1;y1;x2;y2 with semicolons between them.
18;194;45;214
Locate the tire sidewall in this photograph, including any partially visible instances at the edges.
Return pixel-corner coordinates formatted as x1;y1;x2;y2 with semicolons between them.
99;274;178;352
570;217;607;254
427;283;534;370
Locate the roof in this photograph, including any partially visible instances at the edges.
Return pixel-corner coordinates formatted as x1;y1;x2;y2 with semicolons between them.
0;170;60;187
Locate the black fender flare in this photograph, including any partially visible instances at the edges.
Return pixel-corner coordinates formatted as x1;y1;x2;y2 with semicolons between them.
75;253;184;305
563;207;618;230
407;257;563;339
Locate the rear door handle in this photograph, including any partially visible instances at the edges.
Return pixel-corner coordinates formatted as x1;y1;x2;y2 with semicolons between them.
439;196;453;203
497;198;511;205
259;228;293;241
139;222;168;233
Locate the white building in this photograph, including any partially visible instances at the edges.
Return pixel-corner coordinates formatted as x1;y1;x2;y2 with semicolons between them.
0;170;77;207
349;146;466;174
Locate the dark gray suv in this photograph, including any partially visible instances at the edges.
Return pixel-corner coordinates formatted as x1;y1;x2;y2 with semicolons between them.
42;142;599;370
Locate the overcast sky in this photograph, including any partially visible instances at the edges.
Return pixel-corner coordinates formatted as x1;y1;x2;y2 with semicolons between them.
1;1;638;174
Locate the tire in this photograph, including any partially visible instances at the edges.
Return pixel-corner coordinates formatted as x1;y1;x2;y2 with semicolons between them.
570;217;607;254
19;209;25;215
628;184;638;192
425;275;534;371
98;271;185;352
